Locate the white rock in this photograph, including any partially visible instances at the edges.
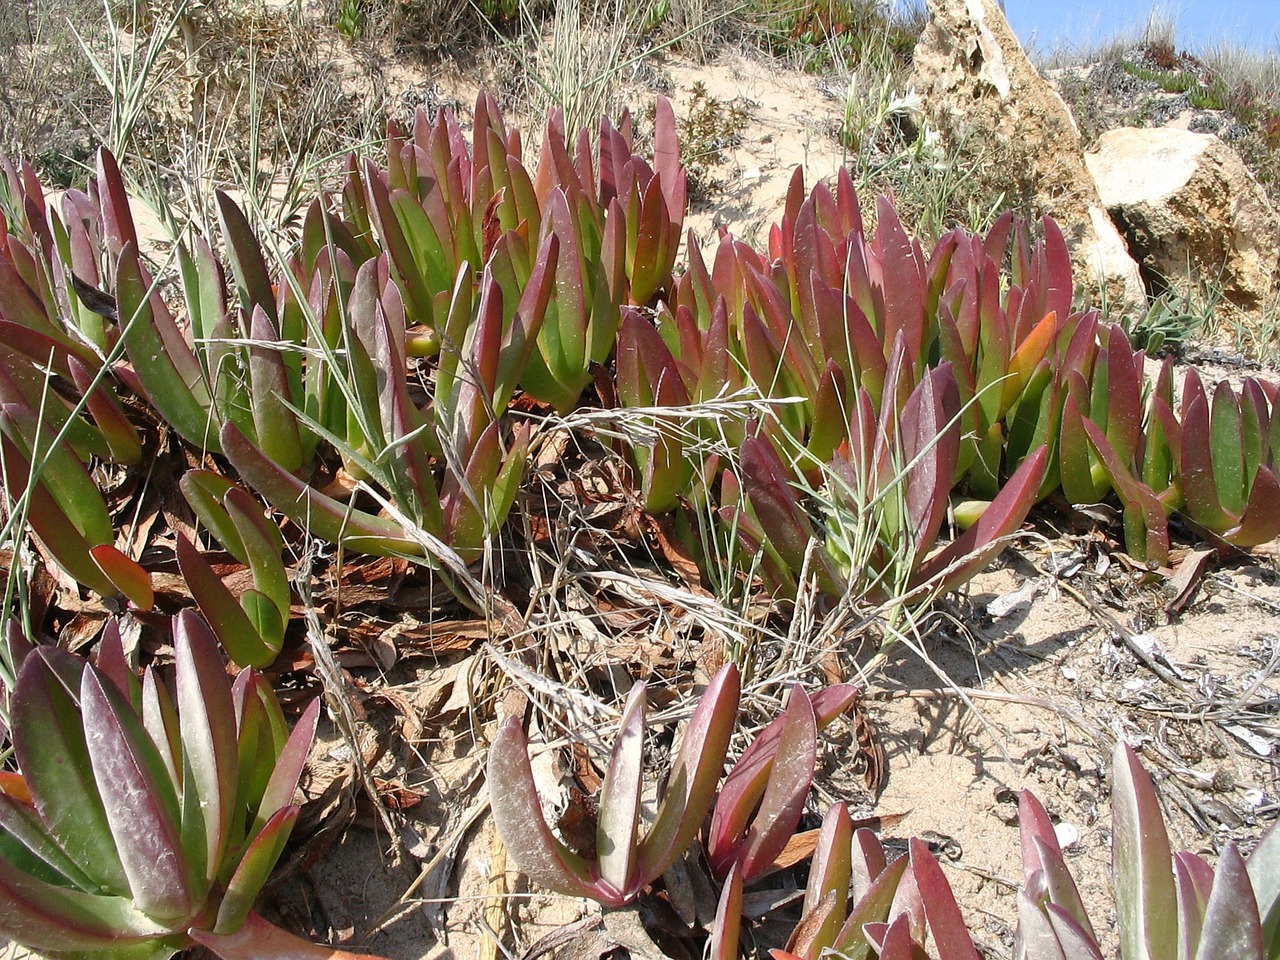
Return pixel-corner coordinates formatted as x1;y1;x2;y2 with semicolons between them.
1085;127;1280;319
910;0;1145;310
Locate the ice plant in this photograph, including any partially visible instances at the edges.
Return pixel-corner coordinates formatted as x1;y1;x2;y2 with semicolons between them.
178;472;291;668
705;685;859;883
713;803;980;960
488;668;866;907
0;611;377;959
1016;741;1280;960
487;664;740;908
1176;369;1280;549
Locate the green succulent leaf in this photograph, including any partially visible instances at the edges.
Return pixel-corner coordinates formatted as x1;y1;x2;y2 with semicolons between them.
596;682;646;896
635;663;740;891
80;664;192;922
1112;742;1177;960
486;716;598;901
213;805;299;935
11;649;128;894
1192;843;1263;960
1246;820;1279;959
732;685;816;883
175;533;278;669
173;611;239;885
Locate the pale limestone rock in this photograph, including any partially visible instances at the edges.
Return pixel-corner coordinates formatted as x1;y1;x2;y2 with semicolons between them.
1085;127;1280;317
910;0;1146;310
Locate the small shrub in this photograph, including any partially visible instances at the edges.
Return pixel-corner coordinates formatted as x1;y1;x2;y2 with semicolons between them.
675;81;748;203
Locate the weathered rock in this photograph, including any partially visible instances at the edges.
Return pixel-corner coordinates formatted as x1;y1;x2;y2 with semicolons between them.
910;0;1146;310
1084;127;1280;316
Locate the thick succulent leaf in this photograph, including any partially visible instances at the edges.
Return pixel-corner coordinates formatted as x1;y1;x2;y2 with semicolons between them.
223;487;289;613
250;698;320;836
1080;419;1170;564
1191;844;1263;960
1030;838;1097;943
1209;382;1246;516
869;914;924;960
1043;903;1106;960
115;242;217;452
1018;789;1058;879
143;668;182;798
1225;466;1280;548
1112;742;1177;960
0;858;172;951
901;366;961;557
67;355;144;465
96;148;138;254
213;805;299;935
709;684;857;873
806;802;853;916
789;890;839;960
1059;389;1106;505
910;839;978;960
1174;852;1214;960
850;828;888;904
0;790;97;890
220;421;420;556
730;686;817;882
1003;311;1058;414
173;611;239;883
1246;820;1280;959
0;436;114;596
486;716;598;901
180;471;246;561
635;663;740;889
873;198;926;364
1016;891;1068;960
911;446;1047;593
96;618;141;711
228;672;287;845
832;852;910;960
1180;393;1235;532
175;534;276;669
0;404;113;546
596;682;646;896
710;865;744;960
81;665;192;921
215;192;277;323
89;545;154;610
247;307;304;475
740;434;840;595
11;649;128;893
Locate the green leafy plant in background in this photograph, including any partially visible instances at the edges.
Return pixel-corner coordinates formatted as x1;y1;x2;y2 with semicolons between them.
0;610;385;959
334;0;364;39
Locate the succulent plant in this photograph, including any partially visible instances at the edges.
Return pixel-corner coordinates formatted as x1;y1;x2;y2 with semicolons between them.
713;802;981;960
0;611;373;959
1016;740;1280;960
487;666;862;908
488;664;741;908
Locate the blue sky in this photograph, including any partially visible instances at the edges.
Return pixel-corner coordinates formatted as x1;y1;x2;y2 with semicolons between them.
1000;0;1280;54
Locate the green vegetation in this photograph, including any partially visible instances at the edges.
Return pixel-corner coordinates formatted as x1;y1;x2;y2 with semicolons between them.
0;1;1277;957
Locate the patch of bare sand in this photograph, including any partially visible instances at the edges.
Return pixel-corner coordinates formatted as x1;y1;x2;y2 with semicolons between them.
661;56;847;249
869;552;1279;957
